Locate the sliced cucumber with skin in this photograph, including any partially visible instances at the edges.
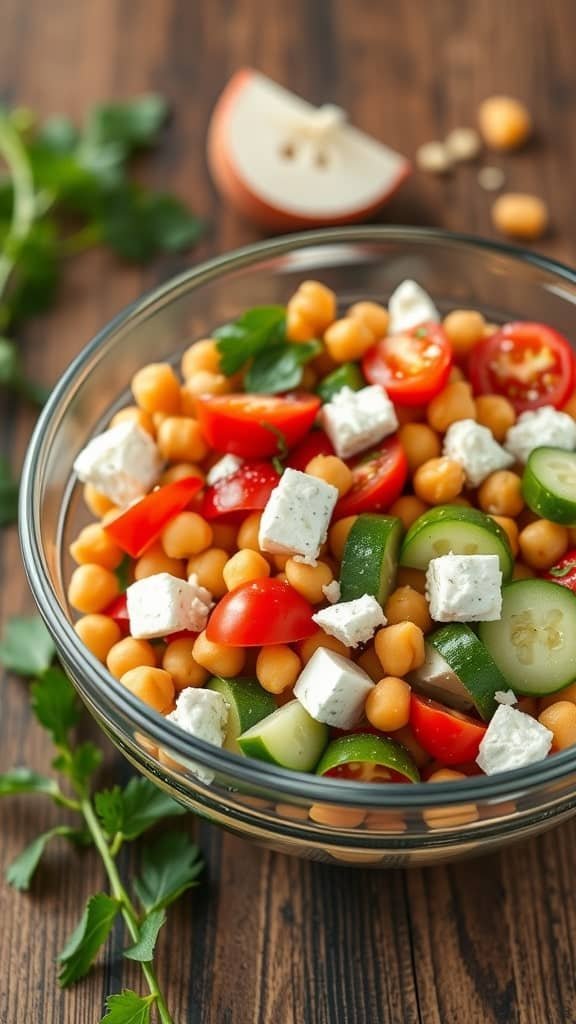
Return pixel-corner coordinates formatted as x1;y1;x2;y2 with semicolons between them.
420;625;508;720
238;700;328;771
207;677;276;753
316;733;419;782
522;447;576;525
478;579;576;695
317;362;365;403
400;505;513;580
340;514;404;606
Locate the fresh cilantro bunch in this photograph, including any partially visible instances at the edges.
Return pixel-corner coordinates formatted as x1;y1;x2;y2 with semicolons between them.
0;616;202;1024
214;305;321;393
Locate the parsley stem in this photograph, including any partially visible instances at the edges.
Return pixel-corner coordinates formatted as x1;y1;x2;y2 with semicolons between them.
0;114;36;309
80;797;174;1024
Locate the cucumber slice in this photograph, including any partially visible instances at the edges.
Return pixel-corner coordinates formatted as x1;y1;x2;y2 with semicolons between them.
317;363;365;403
523;447;576;525
207;677;276;753
424;625;508;720
400;505;513;580
340;514;404;605
238;700;328;771
478;579;576;695
316;733;419;782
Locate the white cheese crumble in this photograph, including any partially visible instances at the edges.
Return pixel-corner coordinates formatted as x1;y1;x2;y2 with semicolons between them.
476;704;553;775
258;467;338;566
206;454;244;486
294;647;375;729
127;572;212;638
320;385;399;459
495;689;518;706
426;553;502;622
504;406;576;464
73;420;162;507
387;280;440;334
322;580;341;604
312;594;386;648
443;419;514;486
166;687;229;785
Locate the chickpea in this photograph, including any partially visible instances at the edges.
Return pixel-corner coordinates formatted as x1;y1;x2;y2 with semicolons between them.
109;405;155;437
448;366;465;384
107;637;157;678
83;483;116;519
328;515;357;560
312;345;339;377
539;702;576;750
423;779;479;827
275;803;309;822
388;496;429;530
159;462;205;487
413;457;465;504
285;559;334;604
364;810;407;833
223;549;271;591
237;512;263;552
396;567;427;594
512;561;535;580
490;516;519;557
161;512;213;559
273;552;290;571
427;381;476;432
347;300;389;340
385;586;432;633
288;281;337;334
131;363;181;415
324;317;374;363
74;615;122;663
475;394;516;442
308;804;366;828
478;95;532;151
157;417;208;463
68;563;119;614
298;631;351;664
211;522;238;552
356;643;384;682
121;666;175;714
69;523;124;571
192;630;246;677
286;306;316;342
375;622;425;677
476;470;524;517
256;645;301;694
442;310;486;359
398;422;441;472
134;542;185;581
540;682;576;711
305;455;352;496
492;193;548;242
519;520;568;570
162;639;209;692
187;548;229;597
182;371;232;402
181;339;221;378
365;676;412;733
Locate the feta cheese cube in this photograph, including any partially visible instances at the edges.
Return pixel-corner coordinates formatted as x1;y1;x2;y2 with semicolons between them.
294;647;375;729
73;420;162;507
127;572;212;638
495;689;517;706
322;580;341;604
313;595;386;648
426;553;502;622
321;385;399;459
206;454;243;486
476;704;553;775
504;405;576;464
166;687;229;785
258;467;338;566
387;279;440;334
442;419;514;486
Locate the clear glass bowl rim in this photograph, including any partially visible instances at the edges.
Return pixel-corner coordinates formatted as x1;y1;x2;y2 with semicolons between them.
19;225;576;809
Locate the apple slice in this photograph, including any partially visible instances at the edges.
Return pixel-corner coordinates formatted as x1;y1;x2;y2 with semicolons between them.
208;69;411;231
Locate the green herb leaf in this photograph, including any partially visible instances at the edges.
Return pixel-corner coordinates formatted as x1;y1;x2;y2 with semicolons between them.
94;785;124;835
3;220;61;326
549;562;576;578
36;115;78;153
260;421;288;459
95;777;186;841
84;95;168;155
0;767;59;798
215;306;286;375
98;185;202;263
31;667;80;747
58;892;120;987
0;337;49;404
53;742;103;792
115;555;131;593
123;908;166;962
245;339;321;394
0;614;55;675
134;831;203;913
0;456;18;526
6;825;83;890
100;990;156;1024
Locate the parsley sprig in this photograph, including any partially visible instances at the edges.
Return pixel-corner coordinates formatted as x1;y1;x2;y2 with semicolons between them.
214;305;321;393
0;616;203;1024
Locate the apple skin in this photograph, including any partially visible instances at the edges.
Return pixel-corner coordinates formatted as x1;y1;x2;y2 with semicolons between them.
207;68;412;232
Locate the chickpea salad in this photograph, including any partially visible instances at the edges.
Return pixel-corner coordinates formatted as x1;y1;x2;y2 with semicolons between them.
68;279;576;786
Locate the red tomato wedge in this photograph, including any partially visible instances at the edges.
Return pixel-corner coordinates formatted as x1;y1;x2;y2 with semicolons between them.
363;323;452;405
195;393;321;457
543;549;576;593
333;437;408;519
469;322;575;412
286;429;335;471
104;593;130;623
206;579;316;646
104;476;203;558
202;461;279;521
410;694;487;766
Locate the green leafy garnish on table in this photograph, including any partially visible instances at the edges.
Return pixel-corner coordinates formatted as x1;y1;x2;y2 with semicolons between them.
0;615;203;1024
215;305;321;393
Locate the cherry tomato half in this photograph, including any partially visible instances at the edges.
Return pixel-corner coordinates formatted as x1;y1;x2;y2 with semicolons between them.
543;549;576;593
362;323;452;406
333;437;408;519
196;393;321;458
206;578;316;646
286;429;335;471
201;461;280;521
410;694;487;766
104;476;203;558
469;322;575;412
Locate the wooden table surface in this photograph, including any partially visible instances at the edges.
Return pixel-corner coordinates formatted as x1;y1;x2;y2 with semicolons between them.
2;1;576;1022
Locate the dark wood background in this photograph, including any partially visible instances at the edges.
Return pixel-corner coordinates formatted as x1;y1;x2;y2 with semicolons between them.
2;1;576;1021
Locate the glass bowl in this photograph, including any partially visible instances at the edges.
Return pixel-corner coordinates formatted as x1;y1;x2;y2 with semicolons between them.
20;227;576;867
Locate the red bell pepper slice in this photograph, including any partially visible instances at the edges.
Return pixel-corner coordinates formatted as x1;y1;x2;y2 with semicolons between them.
104;475;203;558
